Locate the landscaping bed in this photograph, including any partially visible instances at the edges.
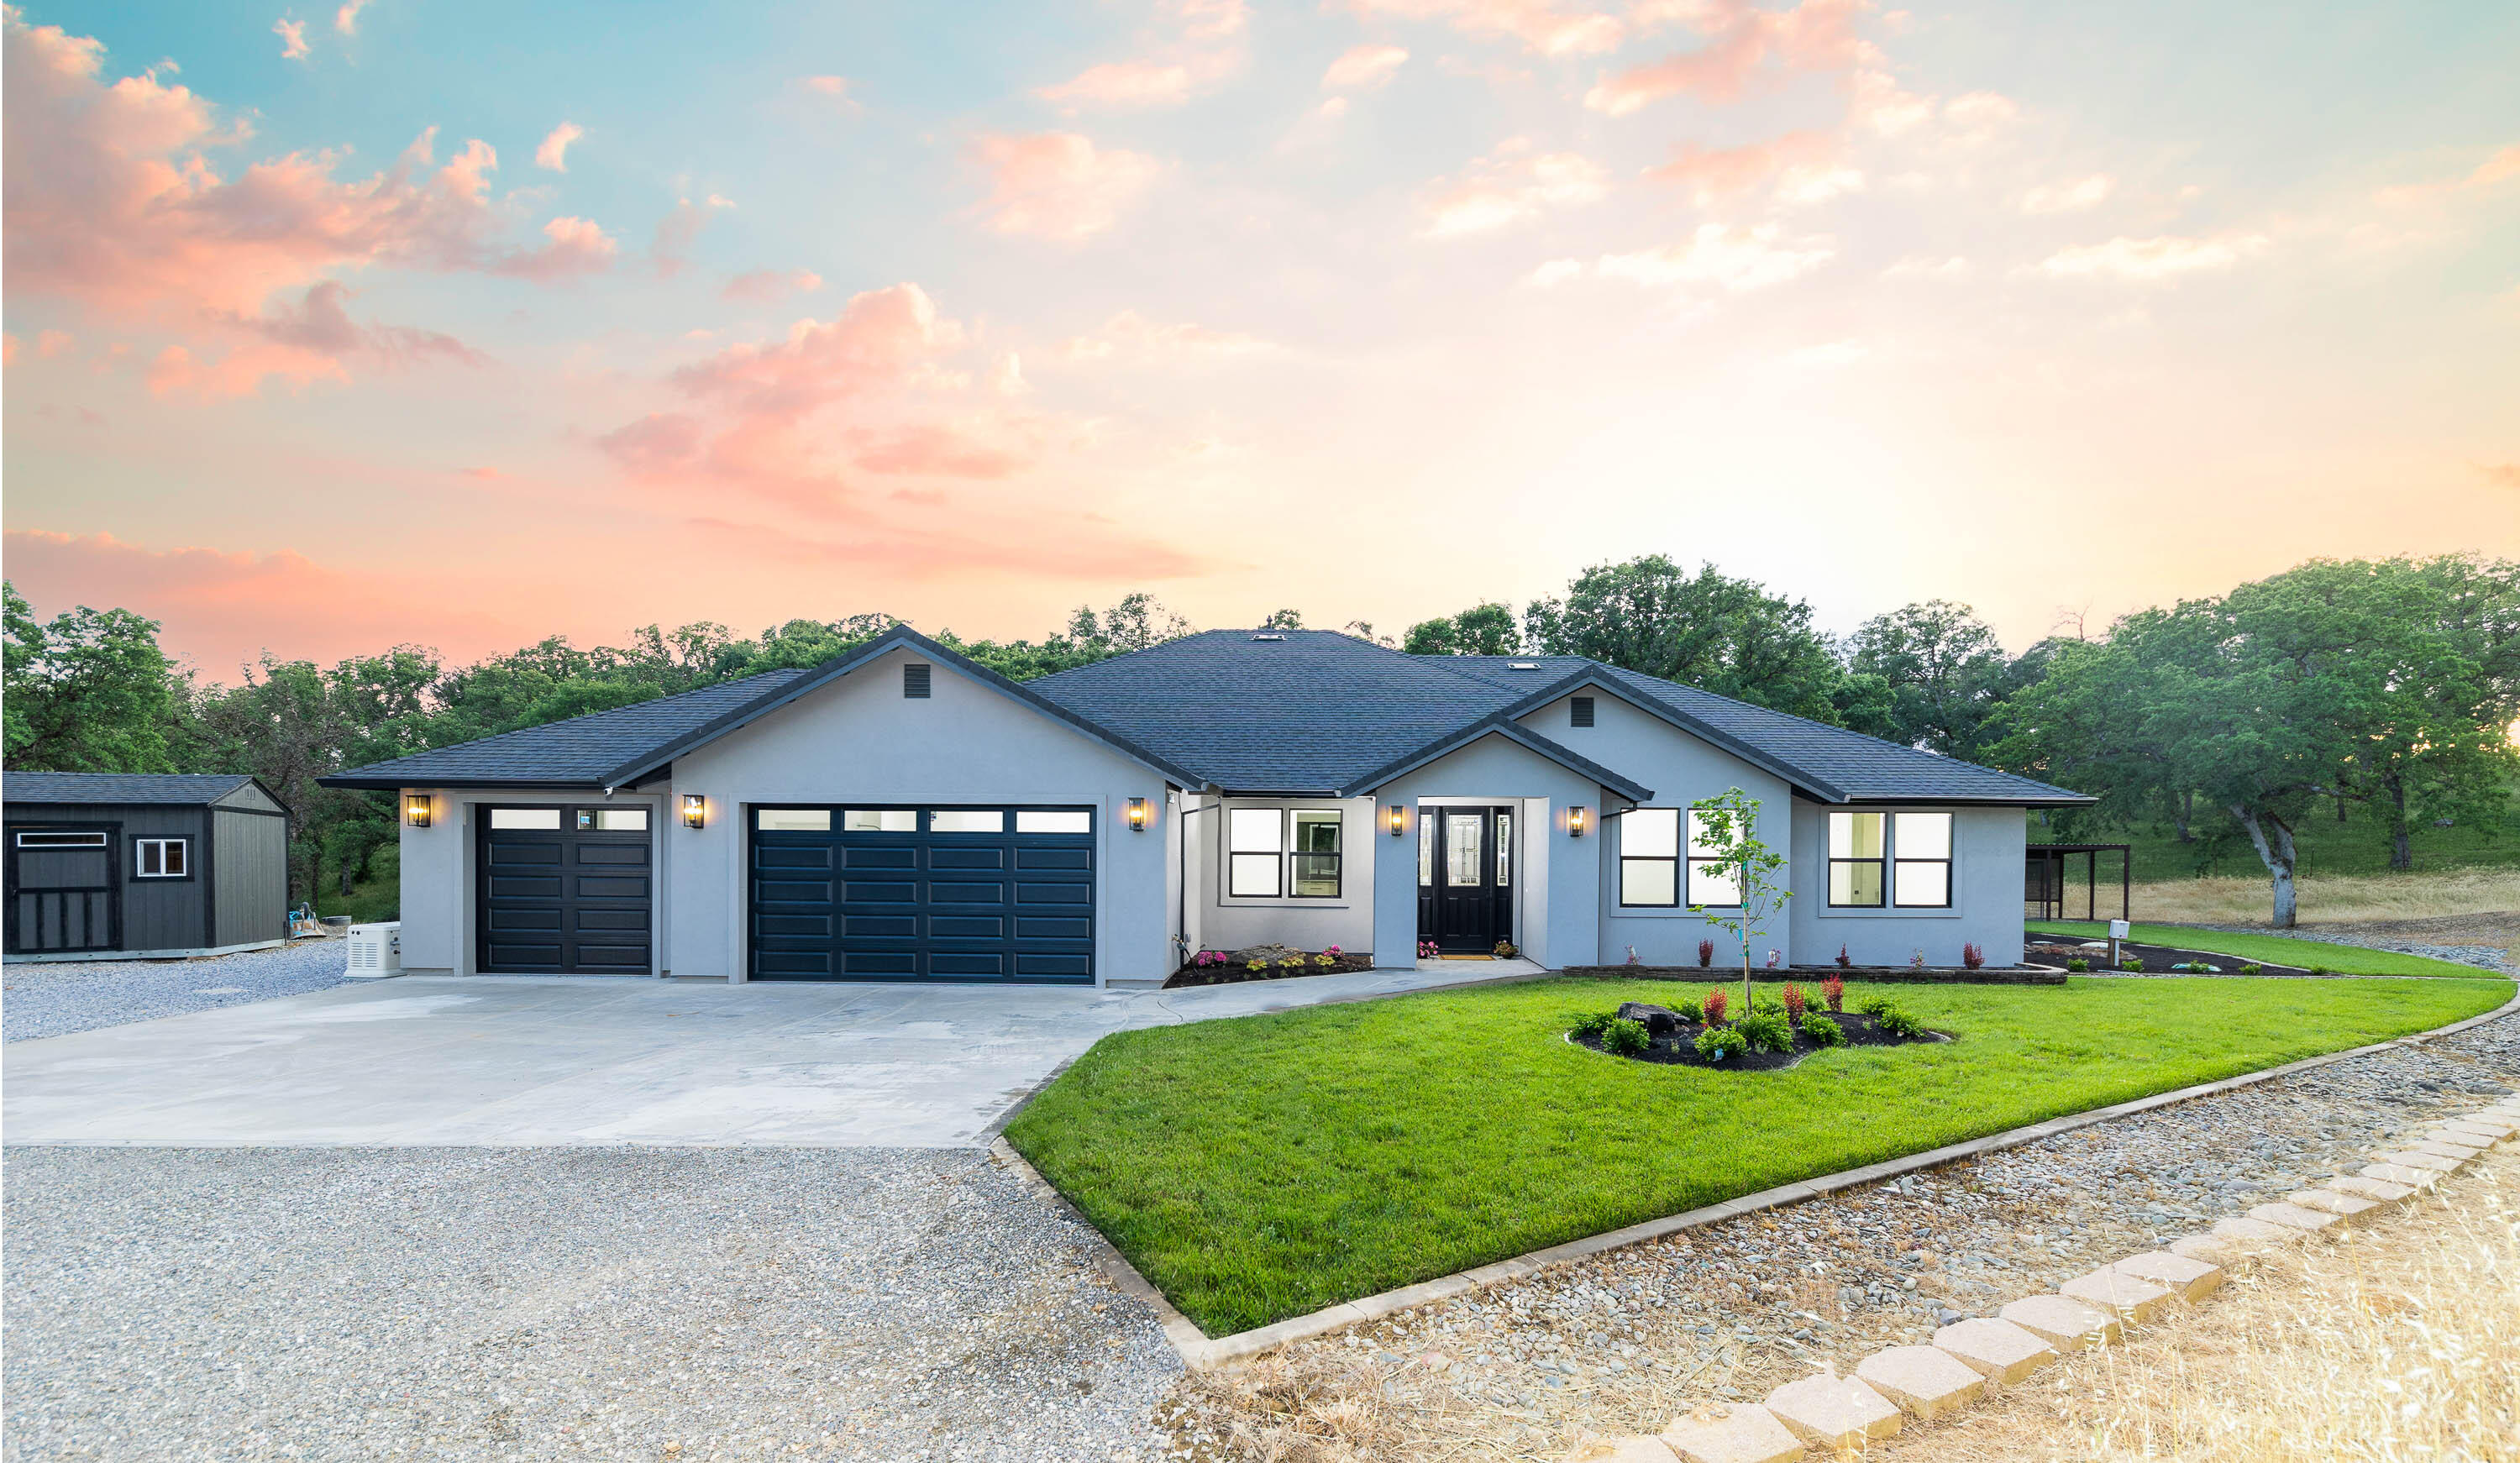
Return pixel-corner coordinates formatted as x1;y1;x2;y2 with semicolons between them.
1562;964;2064;986
1570;997;1942;1071
1163;943;1374;988
2027;920;2488;977
2026;936;2314;975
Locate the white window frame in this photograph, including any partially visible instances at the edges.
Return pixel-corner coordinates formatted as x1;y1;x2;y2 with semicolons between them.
1683;810;1742;909
1223;805;1352;902
1891;811;1954;909
1616;808;1681;908
1227;807;1284;899
133;836;191;879
1817;808;1961;916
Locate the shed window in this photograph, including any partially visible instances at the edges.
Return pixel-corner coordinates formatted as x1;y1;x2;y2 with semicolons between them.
14;831;107;848
1893;812;1954;907
1618;808;1679;906
134;837;189;878
1228;809;1284;897
1291;810;1341;898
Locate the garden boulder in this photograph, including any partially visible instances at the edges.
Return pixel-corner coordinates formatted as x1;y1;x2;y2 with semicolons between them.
1616;1001;1685;1036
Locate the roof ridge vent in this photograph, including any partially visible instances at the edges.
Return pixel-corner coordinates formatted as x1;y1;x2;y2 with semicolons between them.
1508;661;1541;669
1250;632;1287;642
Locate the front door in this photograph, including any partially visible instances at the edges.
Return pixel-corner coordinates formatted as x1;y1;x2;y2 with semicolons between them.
1417;805;1514;954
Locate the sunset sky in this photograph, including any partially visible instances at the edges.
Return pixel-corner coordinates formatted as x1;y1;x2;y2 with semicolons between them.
3;0;2514;680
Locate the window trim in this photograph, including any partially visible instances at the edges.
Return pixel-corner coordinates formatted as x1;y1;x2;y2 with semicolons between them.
1683;809;1742;910
1891;810;1955;909
14;830;109;848
1826;810;1887;909
1289;809;1342;899
1226;807;1284;899
1221;804;1355;903
1616;807;1681;909
132;836;193;881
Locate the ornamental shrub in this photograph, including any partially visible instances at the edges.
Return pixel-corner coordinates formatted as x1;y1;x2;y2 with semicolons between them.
1821;973;1845;1012
1782;983;1807;1024
1834;945;1852;970
1802;1015;1845;1047
1736;1012;1793;1053
1669;997;1704;1025
1873;1006;1927;1038
2066;957;2090;973
1856;994;1896;1019
2310;963;2335;977
2239;962;2262;976
1697;938;1716;969
1700;987;1730;1025
1571;1010;1619;1039
1693;1025;1749;1062
2118;957;2144;973
1961;942;1986;970
1751;992;1786;1016
1603;1018;1651;1057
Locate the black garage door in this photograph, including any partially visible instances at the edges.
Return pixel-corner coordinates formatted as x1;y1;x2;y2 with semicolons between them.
748;805;1095;983
476;805;654;973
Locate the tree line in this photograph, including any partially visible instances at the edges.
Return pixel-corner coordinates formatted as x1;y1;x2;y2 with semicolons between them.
7;553;2515;925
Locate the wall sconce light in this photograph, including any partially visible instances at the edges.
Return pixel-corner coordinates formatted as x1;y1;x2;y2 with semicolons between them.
681;794;707;830
403;792;431;829
1387;804;1406;837
1126;796;1150;831
1568;805;1590;837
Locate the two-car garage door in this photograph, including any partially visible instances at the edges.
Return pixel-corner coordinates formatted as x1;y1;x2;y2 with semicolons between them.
748;805;1095;983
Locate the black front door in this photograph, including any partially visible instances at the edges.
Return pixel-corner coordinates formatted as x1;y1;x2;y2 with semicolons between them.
475;805;654;973
5;825;121;954
1417;805;1514;954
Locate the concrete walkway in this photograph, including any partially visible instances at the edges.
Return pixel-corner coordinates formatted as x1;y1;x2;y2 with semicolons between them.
2;962;1543;1150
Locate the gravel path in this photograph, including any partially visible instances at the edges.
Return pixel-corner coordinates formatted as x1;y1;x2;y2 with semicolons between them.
3;939;350;1043
2;1147;1177;1462
1169;1009;2520;1460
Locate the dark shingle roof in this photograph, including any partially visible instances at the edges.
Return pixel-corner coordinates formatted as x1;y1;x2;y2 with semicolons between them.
4;773;263;805
319;670;813;789
317;624;2091;806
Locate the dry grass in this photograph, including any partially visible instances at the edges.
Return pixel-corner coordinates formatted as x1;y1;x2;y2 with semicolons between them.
2118;867;2520;926
1882;1147;2519;1463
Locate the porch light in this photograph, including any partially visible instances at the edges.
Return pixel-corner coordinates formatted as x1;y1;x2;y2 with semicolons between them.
403;793;431;829
1568;805;1589;837
681;794;707;830
1387;804;1405;837
1126;797;1150;831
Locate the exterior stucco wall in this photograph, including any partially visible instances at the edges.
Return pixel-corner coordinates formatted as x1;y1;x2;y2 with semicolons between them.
1369;732;1606;971
1788;801;2025;967
1514;691;1800;967
664;645;1175;984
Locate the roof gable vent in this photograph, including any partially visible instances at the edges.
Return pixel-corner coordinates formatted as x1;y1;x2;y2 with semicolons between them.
1571;695;1595;727
903;663;932;698
1250;632;1286;642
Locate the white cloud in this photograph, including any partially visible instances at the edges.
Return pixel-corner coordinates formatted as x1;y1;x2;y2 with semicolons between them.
1420;144;1609;238
2037;232;2268;281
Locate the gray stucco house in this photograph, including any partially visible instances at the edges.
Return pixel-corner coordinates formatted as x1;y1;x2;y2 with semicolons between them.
321;626;2091;985
3;773;291;960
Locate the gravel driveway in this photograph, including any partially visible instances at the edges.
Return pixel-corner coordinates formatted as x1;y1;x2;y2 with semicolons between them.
2;1146;1176;1462
3;939;349;1043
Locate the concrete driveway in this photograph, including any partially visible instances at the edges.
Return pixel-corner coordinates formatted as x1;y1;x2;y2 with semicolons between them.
3;962;1542;1148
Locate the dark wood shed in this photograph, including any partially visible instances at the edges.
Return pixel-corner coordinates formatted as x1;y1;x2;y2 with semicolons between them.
3;773;291;960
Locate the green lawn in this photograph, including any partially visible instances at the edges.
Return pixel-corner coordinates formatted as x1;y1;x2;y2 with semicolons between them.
1005;974;2512;1337
2026;920;2491;977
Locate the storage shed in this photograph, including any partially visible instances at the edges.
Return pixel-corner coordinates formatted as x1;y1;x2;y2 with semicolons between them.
3;773;291;960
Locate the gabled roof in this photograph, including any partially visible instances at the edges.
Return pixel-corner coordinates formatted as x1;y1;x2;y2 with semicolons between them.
319;627;1204;792
3;772;281;809
318;622;2092;807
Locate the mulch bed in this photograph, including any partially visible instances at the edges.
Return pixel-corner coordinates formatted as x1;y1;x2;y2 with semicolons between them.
1570;1004;1945;1072
1562;965;2063;986
1163;952;1378;989
2024;938;2301;974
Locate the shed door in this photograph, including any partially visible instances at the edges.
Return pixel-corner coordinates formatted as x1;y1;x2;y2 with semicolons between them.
475;805;654;973
749;806;1095;983
6;826;121;954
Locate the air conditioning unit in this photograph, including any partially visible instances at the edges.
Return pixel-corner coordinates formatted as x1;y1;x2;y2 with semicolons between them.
346;921;402;978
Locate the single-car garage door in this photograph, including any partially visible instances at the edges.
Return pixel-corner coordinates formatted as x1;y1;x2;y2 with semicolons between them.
748;805;1095;983
475;805;654;973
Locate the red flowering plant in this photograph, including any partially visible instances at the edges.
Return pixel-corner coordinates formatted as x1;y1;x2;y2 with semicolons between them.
1696;938;1715;968
1961;942;1986;970
1834;944;1852;970
1782;983;1807;1025
1700;987;1729;1025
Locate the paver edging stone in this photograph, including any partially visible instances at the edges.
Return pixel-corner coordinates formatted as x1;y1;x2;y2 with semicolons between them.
999;987;2516;1371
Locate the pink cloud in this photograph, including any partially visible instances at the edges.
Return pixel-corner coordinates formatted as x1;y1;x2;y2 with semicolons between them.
1322;44;1410;91
1037;60;1205;109
722;268;825;302
966;132;1159;241
1545;222;1836;291
1584;0;1866;114
273;17;309;60
850;424;1025;479
533;122;582;172
1059;309;1273;361
2036;233;2268;281
2378;143;2520;205
1348;0;1623;57
145;281;484;399
37;329;76;359
1420;142;1609;237
496;215;618;281
1035;0;1246;111
333;0;370;35
1643;128;1836;199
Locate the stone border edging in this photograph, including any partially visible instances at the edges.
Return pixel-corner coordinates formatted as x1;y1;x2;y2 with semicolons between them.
995;980;2518;1373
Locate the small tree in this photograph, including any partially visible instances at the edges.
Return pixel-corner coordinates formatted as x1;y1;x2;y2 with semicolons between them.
1688;788;1792;1014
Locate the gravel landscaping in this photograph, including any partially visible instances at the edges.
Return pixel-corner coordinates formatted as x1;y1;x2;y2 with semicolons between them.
1164;1006;2519;1461
2;1146;1179;1462
3;938;351;1043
